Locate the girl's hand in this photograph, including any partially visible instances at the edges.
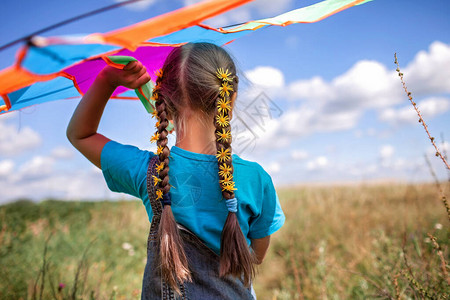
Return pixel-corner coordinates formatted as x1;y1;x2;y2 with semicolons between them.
100;60;151;89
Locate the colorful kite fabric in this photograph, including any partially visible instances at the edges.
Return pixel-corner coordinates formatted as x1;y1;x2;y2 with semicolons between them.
0;0;373;115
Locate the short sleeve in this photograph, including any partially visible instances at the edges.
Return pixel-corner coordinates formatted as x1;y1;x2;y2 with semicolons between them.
248;172;285;239
100;140;154;199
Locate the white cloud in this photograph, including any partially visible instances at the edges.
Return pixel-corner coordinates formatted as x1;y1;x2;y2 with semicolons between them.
0;117;42;156
0;160;14;177
264;162;281;174
420;97;450;116
17;156;55;180
306;156;328;171
380;97;450;125
241;41;450;151
287;76;330;102
244;103;360;152
291;150;308;160
379;145;394;160
0;166;120;204
288;60;403;110
245;66;285;88
63;170;112;200
403;41;450;96
51;146;74;159
239;60;400;151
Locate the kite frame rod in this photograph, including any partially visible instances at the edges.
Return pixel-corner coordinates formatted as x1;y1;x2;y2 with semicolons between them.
0;0;147;52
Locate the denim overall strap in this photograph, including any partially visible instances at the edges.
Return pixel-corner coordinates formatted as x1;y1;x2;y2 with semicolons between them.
146;155;162;244
142;155;187;300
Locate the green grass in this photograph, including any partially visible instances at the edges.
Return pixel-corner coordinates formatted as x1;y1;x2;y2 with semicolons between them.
0;183;448;299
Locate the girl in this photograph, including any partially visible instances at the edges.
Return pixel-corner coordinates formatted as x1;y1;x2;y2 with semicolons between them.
67;42;285;299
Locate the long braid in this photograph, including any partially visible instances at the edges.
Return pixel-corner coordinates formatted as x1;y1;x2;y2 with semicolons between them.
151;69;191;293
148;43;257;290
214;68;257;286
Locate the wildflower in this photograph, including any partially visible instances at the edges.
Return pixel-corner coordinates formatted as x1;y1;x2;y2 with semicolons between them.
216;112;230;127
216;148;231;162
150;132;159;143
152;175;161;186
216;68;233;82
219;82;233;97
151;92;158;101
216;129;231;143
219;163;232;177
434;223;442;230
58;283;66;292
155;120;160;128
155;162;164;174
222;182;237;192
156;145;164;155
219;174;234;185
122;242;133;250
156;189;163;200
151;110;159;119
155;68;163;78
217;98;231;113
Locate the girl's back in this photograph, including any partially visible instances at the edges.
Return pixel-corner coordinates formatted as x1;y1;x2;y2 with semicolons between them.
101;141;284;256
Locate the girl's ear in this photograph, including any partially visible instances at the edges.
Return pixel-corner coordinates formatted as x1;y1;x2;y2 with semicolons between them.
230;92;237;108
230;92;237;119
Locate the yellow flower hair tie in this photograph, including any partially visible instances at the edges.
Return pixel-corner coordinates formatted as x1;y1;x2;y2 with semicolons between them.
219;174;234;186
222;182;237;192
216;129;231;143
216;68;233;82
155;68;163;78
219;163;232;177
216;112;230;127
156;189;163;200
217;98;231;113
156;145;164;155
152;175;161;186
216;148;231;162
150;132;159;143
219;82;233;97
155;162;164;174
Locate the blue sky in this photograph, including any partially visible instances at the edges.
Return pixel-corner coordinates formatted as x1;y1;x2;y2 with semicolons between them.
1;0;450;203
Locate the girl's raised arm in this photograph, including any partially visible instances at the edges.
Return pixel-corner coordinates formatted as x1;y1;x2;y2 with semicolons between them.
66;61;150;169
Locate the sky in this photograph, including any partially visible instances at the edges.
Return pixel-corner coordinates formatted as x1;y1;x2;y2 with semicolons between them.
1;0;450;203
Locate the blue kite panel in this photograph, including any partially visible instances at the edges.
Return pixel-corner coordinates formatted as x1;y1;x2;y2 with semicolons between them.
22;43;119;75
149;25;256;46
6;77;81;112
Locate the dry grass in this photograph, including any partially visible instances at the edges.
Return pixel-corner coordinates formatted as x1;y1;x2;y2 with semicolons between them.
254;183;449;299
0;183;448;299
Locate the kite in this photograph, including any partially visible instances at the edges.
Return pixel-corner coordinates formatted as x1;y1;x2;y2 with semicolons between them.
0;0;373;116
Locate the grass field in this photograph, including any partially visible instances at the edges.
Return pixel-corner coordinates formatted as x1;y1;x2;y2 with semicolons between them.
1;183;449;299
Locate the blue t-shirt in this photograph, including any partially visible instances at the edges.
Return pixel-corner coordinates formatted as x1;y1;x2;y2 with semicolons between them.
101;140;285;255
